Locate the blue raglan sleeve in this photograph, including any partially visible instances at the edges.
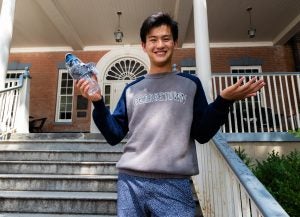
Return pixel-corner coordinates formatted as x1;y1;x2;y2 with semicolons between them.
92;89;128;146
191;76;233;143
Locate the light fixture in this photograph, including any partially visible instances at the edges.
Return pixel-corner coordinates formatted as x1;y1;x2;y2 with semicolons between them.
114;11;124;43
246;7;256;38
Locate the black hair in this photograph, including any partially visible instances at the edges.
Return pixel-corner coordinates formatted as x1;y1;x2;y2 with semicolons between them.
140;12;178;43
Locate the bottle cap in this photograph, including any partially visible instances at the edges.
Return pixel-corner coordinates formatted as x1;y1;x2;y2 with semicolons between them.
65;53;81;68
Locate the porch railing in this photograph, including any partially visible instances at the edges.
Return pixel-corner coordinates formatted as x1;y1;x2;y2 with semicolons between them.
192;132;289;217
212;72;300;133
0;68;31;140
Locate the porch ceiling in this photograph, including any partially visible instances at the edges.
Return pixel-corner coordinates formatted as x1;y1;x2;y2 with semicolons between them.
1;0;300;50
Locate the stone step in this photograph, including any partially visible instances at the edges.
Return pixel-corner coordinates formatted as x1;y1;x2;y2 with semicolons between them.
0;191;117;214
8;133;108;141
0;150;122;162
0;174;117;192
0;161;117;175
0;141;124;152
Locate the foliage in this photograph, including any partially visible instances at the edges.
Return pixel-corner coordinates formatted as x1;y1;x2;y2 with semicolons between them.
252;150;300;217
234;146;253;168
234;147;300;216
289;128;300;137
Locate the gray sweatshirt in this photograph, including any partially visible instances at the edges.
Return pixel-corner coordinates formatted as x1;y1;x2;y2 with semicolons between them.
93;72;232;178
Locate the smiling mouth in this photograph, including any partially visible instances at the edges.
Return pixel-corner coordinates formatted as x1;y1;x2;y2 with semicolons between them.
154;51;167;56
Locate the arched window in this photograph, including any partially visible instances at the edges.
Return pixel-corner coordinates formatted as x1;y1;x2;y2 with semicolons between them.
105;57;147;81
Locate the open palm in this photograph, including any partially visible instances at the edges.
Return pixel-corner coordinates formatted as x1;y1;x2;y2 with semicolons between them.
220;77;265;101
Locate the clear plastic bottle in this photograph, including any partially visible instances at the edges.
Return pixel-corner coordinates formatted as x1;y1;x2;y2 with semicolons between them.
65;53;100;95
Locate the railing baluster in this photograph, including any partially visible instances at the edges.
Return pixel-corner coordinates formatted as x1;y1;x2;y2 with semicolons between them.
261;76;270;132
279;76;289;131
231;76;238;133
272;76;283;131
211;72;299;133
240;190;251;217
225;76;233;133
244;77;251;132
238;99;244;133
291;75;300;128
285;75;295;130
251;95;257;133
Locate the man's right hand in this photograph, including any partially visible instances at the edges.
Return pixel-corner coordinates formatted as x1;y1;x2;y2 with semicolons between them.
75;75;102;101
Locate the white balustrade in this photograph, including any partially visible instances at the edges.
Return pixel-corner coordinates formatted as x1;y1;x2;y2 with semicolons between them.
192;132;290;217
212;73;300;133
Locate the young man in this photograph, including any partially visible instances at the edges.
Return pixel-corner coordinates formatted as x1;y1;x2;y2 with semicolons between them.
77;12;265;217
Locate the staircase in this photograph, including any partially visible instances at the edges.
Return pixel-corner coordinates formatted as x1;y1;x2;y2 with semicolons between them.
0;133;202;216
0;133;121;216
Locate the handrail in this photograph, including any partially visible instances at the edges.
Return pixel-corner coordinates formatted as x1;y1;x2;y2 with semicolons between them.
192;132;290;217
0;67;31;140
0;67;31;93
213;132;289;217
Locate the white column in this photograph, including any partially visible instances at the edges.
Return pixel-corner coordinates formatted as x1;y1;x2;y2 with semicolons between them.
0;0;16;90
193;0;212;102
15;68;31;133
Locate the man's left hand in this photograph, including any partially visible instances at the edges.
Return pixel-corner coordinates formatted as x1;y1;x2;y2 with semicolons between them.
220;77;265;101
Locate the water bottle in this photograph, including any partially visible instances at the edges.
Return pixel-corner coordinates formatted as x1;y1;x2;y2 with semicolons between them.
65;53;100;95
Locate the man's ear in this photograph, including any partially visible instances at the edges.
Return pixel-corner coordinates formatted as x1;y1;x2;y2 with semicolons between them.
141;42;146;51
174;40;178;48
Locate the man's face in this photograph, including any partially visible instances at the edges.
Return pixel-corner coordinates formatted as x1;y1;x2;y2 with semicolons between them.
142;25;177;71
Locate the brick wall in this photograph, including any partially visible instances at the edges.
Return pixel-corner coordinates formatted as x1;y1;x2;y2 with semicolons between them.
173;44;295;72
8;44;296;132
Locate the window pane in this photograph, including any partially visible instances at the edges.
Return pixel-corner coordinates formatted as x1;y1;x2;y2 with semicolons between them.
66;112;72;119
60;113;66;119
61;96;66;104
105;85;111;92
68;80;73;86
67;104;72;111
67;88;72;94
61;88;66;95
105;96;110;104
62;73;67;79
61;80;67;87
67;96;72;103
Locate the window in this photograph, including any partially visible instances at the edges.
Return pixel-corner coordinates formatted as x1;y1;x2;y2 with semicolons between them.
55;69;74;122
104;84;111;110
230;65;262;84
181;67;196;75
5;70;23;88
231;65;261;74
228;65;264;132
106;58;147;80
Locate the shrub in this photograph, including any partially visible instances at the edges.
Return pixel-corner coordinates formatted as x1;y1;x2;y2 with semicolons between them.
289;128;300;137
234;147;253;168
252;150;300;217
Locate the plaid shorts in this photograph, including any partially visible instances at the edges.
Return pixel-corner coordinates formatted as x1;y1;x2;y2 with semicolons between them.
117;173;195;217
